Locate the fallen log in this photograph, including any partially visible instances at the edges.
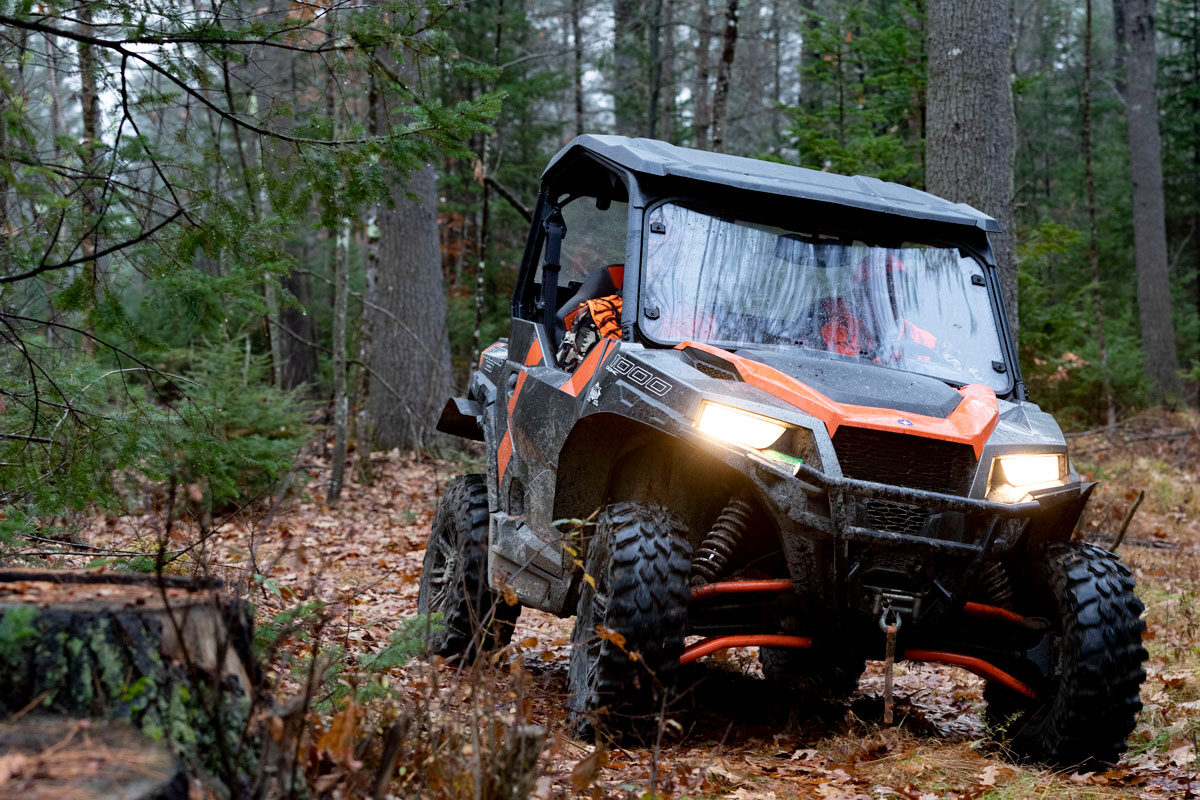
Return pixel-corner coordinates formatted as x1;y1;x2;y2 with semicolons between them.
0;716;187;800
0;570;258;781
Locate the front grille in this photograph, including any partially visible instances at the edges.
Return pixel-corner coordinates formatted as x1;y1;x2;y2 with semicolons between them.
861;499;930;536
832;427;977;496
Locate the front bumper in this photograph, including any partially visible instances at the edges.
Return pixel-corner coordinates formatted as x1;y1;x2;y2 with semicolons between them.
745;454;1084;625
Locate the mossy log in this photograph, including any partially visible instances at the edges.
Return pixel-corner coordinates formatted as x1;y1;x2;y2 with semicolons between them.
0;570;258;780
0;716;186;800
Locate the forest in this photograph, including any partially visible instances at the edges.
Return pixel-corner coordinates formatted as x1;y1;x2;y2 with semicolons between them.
0;0;1199;798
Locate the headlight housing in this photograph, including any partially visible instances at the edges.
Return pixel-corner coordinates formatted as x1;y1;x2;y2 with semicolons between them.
694;401;787;449
987;453;1067;503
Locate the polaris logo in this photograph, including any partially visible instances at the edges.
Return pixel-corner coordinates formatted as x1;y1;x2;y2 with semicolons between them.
607;355;672;397
896;418;914;426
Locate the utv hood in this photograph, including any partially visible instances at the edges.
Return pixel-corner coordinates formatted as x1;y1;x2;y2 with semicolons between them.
734;349;964;419
678;342;1001;457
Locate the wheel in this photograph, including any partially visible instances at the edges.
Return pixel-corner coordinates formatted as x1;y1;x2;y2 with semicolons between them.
417;475;519;658
566;503;692;739
984;542;1147;766
760;639;866;705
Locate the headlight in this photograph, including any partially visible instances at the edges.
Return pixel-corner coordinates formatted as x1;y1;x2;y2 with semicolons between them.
695;401;787;449
987;453;1066;503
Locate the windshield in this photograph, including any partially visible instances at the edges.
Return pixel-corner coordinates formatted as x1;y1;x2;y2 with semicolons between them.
641;202;1010;392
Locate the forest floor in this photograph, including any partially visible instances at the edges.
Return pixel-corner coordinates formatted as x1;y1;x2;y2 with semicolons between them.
80;411;1200;798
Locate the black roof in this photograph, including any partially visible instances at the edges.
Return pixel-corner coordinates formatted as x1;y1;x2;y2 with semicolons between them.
544;135;999;233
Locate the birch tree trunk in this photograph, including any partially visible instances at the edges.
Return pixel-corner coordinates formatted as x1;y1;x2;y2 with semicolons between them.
366;164;452;451
328;220;350;503
925;0;1019;341
1115;0;1183;405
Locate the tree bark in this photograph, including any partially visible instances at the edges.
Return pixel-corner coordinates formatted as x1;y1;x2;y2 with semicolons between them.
0;570;256;779
1116;0;1183;405
356;71;382;486
695;0;713;148
709;0;739;153
1084;0;1116;425
366;164;452;451
279;269;318;389
572;0;586;136
660;0;676;142
328;220;350;503
925;0;1019;341
77;2;101;323
647;0;664;138
611;0;643;135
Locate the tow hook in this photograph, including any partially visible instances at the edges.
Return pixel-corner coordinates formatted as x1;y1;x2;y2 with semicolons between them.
880;607;903;724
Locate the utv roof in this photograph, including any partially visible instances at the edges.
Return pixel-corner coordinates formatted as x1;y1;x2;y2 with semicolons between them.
544;135;1000;233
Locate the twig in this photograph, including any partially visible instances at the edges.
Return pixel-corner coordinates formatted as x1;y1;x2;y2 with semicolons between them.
485;176;532;222
1111;490;1145;553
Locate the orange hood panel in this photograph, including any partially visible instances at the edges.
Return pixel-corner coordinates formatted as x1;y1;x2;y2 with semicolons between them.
678;342;999;457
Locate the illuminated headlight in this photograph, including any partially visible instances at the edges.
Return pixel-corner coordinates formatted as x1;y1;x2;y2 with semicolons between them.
695;402;787;449
987;453;1067;503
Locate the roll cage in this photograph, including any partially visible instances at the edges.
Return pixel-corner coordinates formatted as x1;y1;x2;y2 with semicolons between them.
512;138;1027;402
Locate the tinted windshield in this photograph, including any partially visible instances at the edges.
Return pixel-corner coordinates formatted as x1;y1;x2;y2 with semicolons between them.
641;202;1010;392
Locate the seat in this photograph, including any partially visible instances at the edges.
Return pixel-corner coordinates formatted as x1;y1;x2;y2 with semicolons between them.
556;264;624;330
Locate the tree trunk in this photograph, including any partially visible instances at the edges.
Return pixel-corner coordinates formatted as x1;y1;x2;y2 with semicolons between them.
925;0;1019;341
279;270;318;390
0;570;256;779
356;70;383;486
572;0;586;136
0;717;187;800
695;0;713;148
611;0;643;135
365;164;452;451
661;0;676;142
1084;0;1116;426
77;2;101;323
710;0;740;153
647;0;664;138
328;220;350;503
1116;0;1183;405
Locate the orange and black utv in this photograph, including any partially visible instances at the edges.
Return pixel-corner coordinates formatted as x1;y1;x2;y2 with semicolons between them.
419;136;1147;766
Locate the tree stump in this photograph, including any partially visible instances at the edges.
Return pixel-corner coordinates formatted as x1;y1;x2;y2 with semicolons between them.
0;716;187;800
0;570;258;782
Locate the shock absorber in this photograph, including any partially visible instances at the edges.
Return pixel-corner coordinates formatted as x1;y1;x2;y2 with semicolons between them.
690;496;754;586
977;561;1014;607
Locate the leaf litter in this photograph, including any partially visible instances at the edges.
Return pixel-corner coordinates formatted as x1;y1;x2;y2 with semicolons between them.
57;413;1200;798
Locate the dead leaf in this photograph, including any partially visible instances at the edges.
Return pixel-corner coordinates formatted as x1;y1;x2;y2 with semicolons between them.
571;743;607;791
595;624;626;649
316;699;361;767
978;763;1003;786
1168;744;1197;766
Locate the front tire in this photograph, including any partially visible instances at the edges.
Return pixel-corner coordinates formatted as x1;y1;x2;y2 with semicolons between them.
566;503;692;739
417;475;519;658
985;542;1147;766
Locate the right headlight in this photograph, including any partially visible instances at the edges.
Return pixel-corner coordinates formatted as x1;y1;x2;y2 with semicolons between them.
987;453;1067;503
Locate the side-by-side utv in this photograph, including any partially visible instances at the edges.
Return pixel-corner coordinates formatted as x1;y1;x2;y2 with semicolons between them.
418;135;1147;766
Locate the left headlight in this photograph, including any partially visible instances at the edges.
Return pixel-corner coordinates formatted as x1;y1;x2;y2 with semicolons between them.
695;401;787;449
987;453;1067;503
